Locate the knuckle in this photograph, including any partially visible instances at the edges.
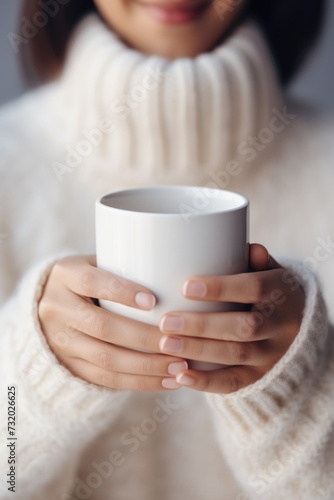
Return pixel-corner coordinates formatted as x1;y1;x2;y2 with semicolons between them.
76;302;96;324
96;350;113;370
195;339;206;357
200;374;213;393
52;258;70;278
99;287;113;301
64;322;79;337
236;314;251;341
140;356;153;375
238;343;252;363
229;342;251;363
190;339;204;359
99;279;129;302
246;312;262;339
138;326;155;351
98;370;120;389
51;330;70;350
108;275;128;295
93;315;110;341
196;315;207;337
213;279;225;300
135;376;150;391
228;374;242;393
81;270;96;295
38;295;55;321
250;275;266;302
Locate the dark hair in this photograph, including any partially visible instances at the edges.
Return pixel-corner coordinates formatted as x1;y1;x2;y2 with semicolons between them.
20;0;326;85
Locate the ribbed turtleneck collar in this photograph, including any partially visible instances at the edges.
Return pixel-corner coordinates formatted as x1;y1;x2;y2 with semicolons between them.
59;14;282;183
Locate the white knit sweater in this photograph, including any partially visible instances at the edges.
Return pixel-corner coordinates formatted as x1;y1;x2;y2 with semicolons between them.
0;14;334;500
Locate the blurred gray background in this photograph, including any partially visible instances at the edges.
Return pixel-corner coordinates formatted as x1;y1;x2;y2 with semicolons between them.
0;0;333;110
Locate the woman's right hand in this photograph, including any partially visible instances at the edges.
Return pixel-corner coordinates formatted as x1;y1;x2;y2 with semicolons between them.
38;255;188;391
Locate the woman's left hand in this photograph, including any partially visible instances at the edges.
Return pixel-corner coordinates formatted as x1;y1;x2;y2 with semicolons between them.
159;244;305;394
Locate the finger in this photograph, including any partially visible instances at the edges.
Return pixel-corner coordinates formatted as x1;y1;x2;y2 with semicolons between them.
70;358;182;391
53;255;156;310
249;244;282;272
159;334;266;366
175;366;264;394
160;310;274;342
249;243;269;271
60;294;164;353
66;330;188;376
183;268;288;304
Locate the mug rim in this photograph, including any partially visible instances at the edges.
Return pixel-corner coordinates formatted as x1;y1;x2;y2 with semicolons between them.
96;185;249;217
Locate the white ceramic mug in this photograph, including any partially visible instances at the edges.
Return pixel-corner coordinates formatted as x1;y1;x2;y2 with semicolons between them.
96;186;249;371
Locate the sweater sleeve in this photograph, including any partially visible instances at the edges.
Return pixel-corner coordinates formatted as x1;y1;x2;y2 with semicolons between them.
205;262;334;500
0;257;130;500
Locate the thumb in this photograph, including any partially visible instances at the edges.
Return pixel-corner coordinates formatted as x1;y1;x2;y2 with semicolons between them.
249;243;281;272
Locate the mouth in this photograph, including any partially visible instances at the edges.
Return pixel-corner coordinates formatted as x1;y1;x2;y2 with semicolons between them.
137;1;211;25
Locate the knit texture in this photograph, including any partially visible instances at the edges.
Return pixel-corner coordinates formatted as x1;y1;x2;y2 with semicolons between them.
56;14;282;186
207;262;334;499
0;13;334;500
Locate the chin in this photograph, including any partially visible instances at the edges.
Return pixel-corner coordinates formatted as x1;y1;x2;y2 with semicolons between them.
133;32;213;59
149;44;204;59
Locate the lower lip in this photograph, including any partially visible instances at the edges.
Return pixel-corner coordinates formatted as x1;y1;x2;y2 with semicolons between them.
141;3;207;25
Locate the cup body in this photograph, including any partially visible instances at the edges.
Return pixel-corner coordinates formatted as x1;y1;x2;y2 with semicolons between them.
96;186;249;371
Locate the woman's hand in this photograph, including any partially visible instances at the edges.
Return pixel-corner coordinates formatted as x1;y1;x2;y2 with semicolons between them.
159;244;305;394
38;255;188;391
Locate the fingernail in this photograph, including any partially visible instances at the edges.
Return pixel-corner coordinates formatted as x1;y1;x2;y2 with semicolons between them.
160;315;185;333
161;378;181;389
168;361;188;376
160;336;183;354
176;373;195;386
183;281;207;298
135;292;156;310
